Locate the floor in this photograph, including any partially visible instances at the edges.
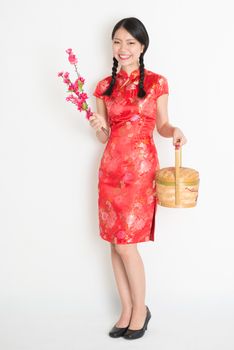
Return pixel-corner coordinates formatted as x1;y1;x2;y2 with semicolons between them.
0;296;233;350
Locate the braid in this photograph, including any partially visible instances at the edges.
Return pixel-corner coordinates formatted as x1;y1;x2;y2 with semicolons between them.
102;57;118;96
138;53;146;98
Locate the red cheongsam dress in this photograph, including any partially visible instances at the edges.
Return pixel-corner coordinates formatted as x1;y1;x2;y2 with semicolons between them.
93;67;169;244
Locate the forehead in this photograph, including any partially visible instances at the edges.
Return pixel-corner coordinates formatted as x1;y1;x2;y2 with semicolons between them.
113;28;135;40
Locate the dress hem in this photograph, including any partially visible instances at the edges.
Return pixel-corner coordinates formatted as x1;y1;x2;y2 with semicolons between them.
99;235;155;245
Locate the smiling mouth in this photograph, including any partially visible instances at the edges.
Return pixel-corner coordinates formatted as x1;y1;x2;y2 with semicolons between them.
119;54;131;60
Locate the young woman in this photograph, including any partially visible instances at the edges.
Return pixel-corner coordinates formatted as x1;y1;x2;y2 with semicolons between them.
89;17;187;340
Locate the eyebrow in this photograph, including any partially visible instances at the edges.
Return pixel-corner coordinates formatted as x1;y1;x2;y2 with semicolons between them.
113;38;136;41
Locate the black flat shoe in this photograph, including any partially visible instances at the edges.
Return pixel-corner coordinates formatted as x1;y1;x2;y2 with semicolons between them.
123;305;151;340
108;324;129;338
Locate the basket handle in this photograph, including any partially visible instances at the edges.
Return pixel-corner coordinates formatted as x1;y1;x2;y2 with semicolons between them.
175;140;182;205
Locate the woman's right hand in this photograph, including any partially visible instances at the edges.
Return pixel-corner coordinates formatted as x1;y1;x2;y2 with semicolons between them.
89;112;108;132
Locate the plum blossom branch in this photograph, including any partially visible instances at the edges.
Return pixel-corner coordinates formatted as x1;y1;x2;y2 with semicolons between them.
57;48;109;136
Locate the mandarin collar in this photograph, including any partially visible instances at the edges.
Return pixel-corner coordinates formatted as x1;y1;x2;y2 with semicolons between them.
117;67;144;80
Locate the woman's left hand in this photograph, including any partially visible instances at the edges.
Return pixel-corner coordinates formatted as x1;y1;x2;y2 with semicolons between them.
173;127;187;146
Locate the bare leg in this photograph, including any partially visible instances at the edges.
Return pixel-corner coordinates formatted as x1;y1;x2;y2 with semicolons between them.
114;243;147;330
110;243;133;327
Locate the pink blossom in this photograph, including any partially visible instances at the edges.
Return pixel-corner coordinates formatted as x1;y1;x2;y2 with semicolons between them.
68;83;75;91
86;108;92;120
58;71;63;77
79;92;88;100
65;48;78;64
66;95;77;103
65;48;72;55
63;78;70;84
68;54;78;64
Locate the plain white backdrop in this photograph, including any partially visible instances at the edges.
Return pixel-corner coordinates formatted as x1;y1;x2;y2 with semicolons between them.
0;0;234;349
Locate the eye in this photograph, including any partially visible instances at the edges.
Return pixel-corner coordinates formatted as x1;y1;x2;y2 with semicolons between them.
113;41;120;44
129;42;135;44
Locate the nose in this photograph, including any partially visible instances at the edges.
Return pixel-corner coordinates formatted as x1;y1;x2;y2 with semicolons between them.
119;42;128;52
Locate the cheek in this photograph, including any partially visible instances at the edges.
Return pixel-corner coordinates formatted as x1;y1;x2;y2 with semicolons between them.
112;46;119;56
132;47;142;55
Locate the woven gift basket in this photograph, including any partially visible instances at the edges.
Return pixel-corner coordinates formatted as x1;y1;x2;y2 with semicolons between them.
155;144;199;208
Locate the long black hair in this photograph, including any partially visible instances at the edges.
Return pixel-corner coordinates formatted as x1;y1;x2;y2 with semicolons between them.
102;17;149;98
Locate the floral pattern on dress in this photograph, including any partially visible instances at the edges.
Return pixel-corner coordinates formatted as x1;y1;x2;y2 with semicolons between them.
93;68;169;244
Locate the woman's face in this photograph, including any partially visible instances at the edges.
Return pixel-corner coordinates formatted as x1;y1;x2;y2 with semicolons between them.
112;27;144;70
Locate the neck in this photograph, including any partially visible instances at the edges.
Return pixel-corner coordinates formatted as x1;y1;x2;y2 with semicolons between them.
120;64;140;75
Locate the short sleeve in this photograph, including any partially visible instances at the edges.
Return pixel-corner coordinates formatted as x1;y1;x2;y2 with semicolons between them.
155;74;169;99
93;78;110;100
